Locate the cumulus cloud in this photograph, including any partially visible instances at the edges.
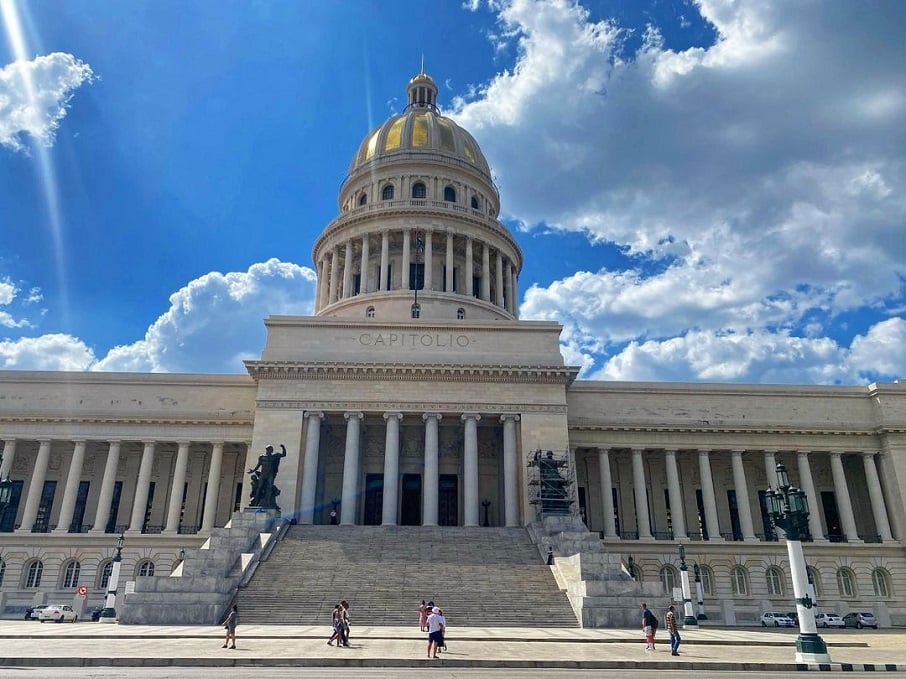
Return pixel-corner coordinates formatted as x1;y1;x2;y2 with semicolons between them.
0;277;34;329
0;333;95;370
0;52;94;152
93;259;316;373
452;0;906;383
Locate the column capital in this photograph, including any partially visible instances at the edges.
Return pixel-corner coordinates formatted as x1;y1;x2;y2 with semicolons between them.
107;439;122;446
461;413;482;422
423;412;443;422
698;448;711;456
730;449;744;457
663;448;677;455
829;451;843;459
860;450;879;458
796;449;811;457
631;447;645;455
304;410;325;421
344;411;364;421
383;412;403;422
499;414;520;423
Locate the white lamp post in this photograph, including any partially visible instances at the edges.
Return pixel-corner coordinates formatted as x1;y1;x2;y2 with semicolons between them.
98;532;125;623
693;562;707;620
765;463;830;663
677;545;698;628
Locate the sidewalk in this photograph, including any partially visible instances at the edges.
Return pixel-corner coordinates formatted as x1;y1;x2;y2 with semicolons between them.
1;622;904;671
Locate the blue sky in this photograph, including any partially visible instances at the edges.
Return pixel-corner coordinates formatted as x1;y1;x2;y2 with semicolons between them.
1;0;904;384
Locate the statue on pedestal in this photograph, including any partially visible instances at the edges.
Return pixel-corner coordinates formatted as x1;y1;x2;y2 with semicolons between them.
247;444;287;511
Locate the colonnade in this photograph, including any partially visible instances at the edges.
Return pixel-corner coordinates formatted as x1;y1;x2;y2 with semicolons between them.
297;410;521;527
0;438;244;535
591;447;895;543
314;228;519;315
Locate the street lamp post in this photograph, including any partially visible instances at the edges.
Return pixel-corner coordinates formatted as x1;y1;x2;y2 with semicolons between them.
677;545;698;628
693;562;707;620
98;532;125;623
765;463;830;663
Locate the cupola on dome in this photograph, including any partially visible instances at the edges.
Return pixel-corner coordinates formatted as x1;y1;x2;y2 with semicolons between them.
348;70;491;179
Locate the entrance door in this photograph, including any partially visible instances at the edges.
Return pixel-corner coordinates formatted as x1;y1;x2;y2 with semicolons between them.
363;474;383;526
822;491;842;541
400;474;422;525
438;474;458;526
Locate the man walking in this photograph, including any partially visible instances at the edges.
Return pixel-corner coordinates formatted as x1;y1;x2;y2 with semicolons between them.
641;603;657;651
666;604;681;656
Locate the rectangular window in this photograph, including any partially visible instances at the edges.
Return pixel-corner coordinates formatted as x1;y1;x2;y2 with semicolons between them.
353;273;361;295
143;481;155;533
757;490;775;541
198;481;208;529
34;480;57;533
472;276;481;298
727;489;742;541
106;481;123;533
233;482;243;512
71;480;90;532
696;489;708;540
664;488;673;538
0;480;23;532
612;487;621;537
409;262;425;290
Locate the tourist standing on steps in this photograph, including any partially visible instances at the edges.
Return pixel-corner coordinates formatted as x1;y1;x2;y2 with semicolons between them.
426;606;445;659
418;600;428;632
641;602;656;651
327;604;342;646
221;604;238;650
666;605;681;656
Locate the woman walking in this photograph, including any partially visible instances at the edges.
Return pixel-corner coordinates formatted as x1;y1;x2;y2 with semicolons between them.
418;600;428;631
221;604;238;650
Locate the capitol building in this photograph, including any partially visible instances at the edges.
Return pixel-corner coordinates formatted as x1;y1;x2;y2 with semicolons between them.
0;70;904;627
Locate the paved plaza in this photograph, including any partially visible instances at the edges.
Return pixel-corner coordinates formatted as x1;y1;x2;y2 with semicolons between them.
0;622;904;671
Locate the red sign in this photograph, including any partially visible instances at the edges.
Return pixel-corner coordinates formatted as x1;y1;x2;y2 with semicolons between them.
77;585;88;597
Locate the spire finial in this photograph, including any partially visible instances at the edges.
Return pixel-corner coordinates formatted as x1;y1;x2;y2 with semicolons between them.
420;54;425;75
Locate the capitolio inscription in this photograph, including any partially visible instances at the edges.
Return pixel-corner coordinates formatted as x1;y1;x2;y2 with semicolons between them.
358;332;472;348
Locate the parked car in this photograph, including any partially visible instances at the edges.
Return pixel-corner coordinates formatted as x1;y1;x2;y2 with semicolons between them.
814;612;845;628
843;612;878;629
786;611;799;625
760;611;795;627
37;604;78;623
24;605;47;620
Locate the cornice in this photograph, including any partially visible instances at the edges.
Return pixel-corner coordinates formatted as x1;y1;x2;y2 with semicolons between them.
259;400;567;415
568;422;884;437
0;415;254;427
245;361;579;385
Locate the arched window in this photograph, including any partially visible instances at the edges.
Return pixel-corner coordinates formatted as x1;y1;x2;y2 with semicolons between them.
766;566;784;596
411;182;426;199
138;560;155;577
99;560;113;590
411;303;421;319
806;566;821;597
25;560;43;588
381;184;394;200
443;186;456;202
0;559;5;587
471;196;479;210
659;565;677;594
457;308;465;320
366;306;375;318
731;566;749;595
872;568;891;598
836;568;857;597
62;560;81;588
698;565;714;596
358;193;367;206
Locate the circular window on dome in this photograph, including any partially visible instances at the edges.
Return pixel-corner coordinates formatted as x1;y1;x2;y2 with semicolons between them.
412;182;426;200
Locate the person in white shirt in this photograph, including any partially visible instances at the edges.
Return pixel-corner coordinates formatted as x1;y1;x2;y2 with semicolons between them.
426;606;445;658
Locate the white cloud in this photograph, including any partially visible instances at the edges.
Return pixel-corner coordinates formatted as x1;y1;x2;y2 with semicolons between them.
451;0;906;383
0;333;96;370
0;52;94;152
93;259;317;373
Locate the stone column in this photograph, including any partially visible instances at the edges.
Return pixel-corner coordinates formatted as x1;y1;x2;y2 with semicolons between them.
465;237;474;297
380;231;390;291
381;413;402;526
0;439;16;478
201;441;224;532
829;452;861;543
53;440;87;533
299;411;324;525
342;239;353;299
631;448;653;540
501;414;520;527
462;413;481;526
764;450;777;489
424;231;433;291
698;449;723;541
90;441;121;534
862;452;893;542
481;243;491;301
730;449;757;541
163;442;190;534
360;233;371;294
597;447;618;539
445;232;454;292
17;439;52;533
423;413;442;526
340;412;364;526
328;247;340;303
664;449;686;540
495;251;504;307
796;451;825;542
400;230;410;291
318;259;329;311
129;441;156;533
510;265;519;316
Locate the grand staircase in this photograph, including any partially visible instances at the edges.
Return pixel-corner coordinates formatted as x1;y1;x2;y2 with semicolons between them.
234;525;578;627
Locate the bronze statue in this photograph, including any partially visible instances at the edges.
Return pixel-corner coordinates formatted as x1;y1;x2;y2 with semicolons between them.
247;444;287;511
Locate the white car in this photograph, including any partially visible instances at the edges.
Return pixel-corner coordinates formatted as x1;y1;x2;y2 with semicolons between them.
760;611;795;627
814;612;845;628
37;604;78;623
